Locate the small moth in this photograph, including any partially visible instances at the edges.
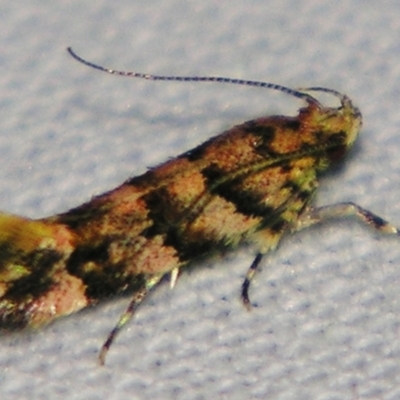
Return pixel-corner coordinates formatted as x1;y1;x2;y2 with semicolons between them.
0;47;398;364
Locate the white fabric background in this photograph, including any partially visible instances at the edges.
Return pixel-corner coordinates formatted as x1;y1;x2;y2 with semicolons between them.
1;1;400;399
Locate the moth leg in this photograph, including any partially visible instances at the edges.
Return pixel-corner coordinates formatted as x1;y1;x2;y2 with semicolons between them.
294;202;400;235
240;202;399;311
242;230;282;309
241;253;264;310
99;273;164;365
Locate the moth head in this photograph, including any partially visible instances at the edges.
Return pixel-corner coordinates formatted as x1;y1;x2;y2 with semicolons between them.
300;87;362;150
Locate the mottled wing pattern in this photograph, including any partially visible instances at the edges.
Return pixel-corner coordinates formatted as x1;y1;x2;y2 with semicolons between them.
0;102;352;331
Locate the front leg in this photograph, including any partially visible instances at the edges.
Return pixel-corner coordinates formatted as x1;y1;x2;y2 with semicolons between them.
241;202;399;310
294;202;399;235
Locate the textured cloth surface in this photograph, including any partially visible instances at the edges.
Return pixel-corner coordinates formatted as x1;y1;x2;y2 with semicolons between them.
1;1;400;399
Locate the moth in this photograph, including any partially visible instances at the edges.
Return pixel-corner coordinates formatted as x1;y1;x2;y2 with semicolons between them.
0;47;397;364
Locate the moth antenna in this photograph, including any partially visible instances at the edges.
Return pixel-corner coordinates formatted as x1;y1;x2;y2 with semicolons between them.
67;47;319;104
298;86;352;108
